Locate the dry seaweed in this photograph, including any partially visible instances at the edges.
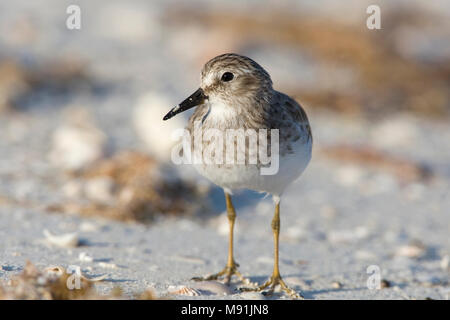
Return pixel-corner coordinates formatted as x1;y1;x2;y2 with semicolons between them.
0;56;104;112
47;151;209;223
320;144;433;183
0;261;155;300
165;7;450;118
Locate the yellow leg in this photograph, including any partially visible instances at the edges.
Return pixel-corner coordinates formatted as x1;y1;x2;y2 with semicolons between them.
241;200;303;299
192;192;251;285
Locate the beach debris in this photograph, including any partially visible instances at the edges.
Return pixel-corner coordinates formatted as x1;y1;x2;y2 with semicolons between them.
43;230;80;248
78;252;94;263
168;285;201;296
331;281;343;289
0;261;107;300
49;108;107;171
49;151;208;223
133;91;187;162
395;240;427;259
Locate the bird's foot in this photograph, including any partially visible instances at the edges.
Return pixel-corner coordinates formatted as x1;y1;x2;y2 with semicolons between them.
240;274;304;299
192;262;252;286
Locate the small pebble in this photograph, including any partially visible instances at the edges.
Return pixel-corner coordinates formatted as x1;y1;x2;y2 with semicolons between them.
79;252;94;262
381;279;391;288
332;281;343;289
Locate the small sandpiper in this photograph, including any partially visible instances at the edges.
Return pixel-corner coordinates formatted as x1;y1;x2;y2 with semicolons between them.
163;53;312;298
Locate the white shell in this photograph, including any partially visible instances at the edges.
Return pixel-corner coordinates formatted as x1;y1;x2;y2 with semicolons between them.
79;252;94;262
49;122;106;171
43;229;79;248
168;285;201;296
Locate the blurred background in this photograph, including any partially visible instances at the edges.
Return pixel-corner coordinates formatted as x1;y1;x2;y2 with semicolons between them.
0;0;449;299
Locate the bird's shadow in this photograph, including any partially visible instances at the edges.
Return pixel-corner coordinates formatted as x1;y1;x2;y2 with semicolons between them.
209;186;266;216
234;274;367;300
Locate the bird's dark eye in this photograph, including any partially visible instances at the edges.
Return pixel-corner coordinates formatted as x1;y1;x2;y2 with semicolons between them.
221;72;234;82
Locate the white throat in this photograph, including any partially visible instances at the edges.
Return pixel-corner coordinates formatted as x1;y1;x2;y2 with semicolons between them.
205;99;239;123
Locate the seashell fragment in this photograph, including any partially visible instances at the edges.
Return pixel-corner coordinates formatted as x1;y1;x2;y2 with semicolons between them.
168;285;201;296
79;252;94;262
43;230;80;248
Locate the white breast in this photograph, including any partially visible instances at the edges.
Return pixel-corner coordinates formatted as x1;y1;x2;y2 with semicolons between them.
192;102;312;196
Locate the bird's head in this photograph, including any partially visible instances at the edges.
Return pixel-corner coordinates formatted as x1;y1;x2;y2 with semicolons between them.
163;53;273;121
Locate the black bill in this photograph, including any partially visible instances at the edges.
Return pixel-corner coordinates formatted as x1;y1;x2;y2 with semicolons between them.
163;88;207;121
